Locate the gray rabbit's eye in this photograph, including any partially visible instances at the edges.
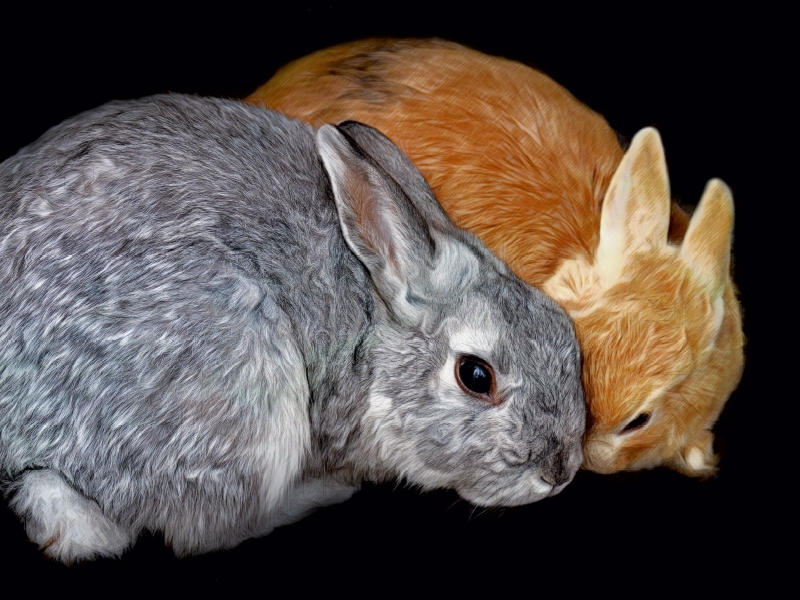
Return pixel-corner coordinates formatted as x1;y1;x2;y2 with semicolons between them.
621;412;650;434
456;355;498;404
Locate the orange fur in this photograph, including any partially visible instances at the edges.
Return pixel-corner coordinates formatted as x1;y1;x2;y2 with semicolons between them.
247;38;744;475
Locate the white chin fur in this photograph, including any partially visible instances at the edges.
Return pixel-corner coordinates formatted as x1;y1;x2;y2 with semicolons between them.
457;471;566;508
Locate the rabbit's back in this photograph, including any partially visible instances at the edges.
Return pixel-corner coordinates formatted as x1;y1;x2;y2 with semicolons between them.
248;38;696;284
0;95;369;553
247;38;618;284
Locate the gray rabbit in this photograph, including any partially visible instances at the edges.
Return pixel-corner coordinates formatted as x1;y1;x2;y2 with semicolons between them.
0;95;585;563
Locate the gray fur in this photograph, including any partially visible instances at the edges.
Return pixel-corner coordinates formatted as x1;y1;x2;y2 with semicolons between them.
0;94;585;562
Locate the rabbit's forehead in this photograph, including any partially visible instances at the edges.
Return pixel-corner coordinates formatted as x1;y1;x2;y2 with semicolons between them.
577;289;715;394
440;299;527;365
617;252;721;310
582;335;692;420
446;321;498;357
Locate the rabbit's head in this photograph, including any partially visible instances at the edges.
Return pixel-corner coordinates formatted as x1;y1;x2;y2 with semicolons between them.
542;128;743;475
317;122;586;506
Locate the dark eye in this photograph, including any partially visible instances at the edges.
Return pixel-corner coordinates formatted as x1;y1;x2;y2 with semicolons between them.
621;413;650;434
456;355;496;402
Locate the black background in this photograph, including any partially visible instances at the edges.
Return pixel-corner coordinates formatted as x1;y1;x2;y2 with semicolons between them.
0;4;784;594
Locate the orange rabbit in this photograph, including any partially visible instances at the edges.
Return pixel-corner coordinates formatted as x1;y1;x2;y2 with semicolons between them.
247;38;744;476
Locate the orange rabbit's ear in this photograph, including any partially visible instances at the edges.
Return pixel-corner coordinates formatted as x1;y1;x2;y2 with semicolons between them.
594;128;671;286
679;179;734;293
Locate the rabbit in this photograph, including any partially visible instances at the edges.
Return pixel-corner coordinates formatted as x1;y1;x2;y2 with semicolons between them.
246;37;745;476
0;94;586;563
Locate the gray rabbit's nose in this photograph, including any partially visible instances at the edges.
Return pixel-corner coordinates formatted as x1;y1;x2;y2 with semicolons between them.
539;449;573;487
540;469;569;487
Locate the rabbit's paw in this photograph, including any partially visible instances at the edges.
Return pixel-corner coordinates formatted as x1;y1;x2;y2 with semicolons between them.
9;469;135;563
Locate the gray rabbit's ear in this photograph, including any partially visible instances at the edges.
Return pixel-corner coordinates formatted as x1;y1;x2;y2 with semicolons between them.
317;124;436;322
335;120;456;234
